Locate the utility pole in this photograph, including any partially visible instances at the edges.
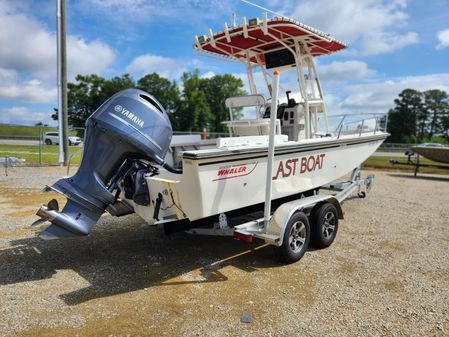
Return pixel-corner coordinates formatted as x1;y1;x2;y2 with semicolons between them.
56;0;69;166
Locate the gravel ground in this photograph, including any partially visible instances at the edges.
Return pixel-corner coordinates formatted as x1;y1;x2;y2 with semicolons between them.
0;166;448;337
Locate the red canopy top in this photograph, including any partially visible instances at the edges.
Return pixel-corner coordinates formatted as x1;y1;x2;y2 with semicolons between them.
194;17;346;65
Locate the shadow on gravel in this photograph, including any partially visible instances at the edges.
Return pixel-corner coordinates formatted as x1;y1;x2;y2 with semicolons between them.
0;218;280;306
387;173;449;182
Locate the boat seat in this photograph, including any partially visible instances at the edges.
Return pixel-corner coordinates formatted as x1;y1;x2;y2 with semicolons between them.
263;103;288;119
223;119;281;136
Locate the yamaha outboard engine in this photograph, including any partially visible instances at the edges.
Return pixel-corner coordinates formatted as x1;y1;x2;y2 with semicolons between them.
34;89;172;239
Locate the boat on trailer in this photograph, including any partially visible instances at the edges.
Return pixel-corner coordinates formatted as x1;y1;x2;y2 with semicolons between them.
33;13;388;263
410;143;449;164
390;143;449;176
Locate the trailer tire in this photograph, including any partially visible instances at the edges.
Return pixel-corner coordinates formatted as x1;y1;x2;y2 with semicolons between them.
310;203;338;248
275;212;310;264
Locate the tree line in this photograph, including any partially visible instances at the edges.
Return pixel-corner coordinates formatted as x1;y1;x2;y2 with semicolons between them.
387;89;449;143
62;72;449;144
62;70;246;134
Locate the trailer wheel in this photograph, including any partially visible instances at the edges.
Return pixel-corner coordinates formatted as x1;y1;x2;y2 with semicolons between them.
45;139;52;145
311;203;338;248
275;212;310;263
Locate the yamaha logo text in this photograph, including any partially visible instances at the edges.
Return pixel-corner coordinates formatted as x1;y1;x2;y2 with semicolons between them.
114;105;144;128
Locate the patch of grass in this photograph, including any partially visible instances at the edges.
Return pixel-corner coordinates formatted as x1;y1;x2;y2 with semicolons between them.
0;144;82;165
0;124;56;138
363;156;449;175
0;124;79;139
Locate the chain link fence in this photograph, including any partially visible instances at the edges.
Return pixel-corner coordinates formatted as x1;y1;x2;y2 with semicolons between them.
0;125;85;168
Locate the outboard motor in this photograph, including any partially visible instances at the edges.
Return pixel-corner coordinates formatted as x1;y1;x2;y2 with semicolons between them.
34;89;173;239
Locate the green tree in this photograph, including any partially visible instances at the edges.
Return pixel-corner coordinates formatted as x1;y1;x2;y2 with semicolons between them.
199;74;246;133
64;74;135;127
387;89;423;142
178;70;211;132
441;114;449;141
137;73;181;130
65;70;246;133
423;89;449;138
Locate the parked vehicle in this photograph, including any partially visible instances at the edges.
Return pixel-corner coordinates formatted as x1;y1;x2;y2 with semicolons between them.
44;132;82;146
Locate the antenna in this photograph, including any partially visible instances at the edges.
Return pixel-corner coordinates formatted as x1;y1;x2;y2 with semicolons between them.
239;0;287;19
232;11;237;27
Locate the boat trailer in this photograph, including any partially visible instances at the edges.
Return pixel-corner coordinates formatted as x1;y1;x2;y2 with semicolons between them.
180;70;374;263
184;166;373;263
389;152;449;177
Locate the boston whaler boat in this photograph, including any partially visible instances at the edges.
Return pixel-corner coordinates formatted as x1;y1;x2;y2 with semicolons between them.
34;13;388;263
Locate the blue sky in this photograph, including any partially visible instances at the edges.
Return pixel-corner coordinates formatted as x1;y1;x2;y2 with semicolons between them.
0;0;449;126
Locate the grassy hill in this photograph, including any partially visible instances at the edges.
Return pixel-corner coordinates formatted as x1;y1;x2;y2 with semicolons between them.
0;124;56;138
0;124;79;138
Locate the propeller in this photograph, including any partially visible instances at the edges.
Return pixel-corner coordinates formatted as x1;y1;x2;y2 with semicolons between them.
31;199;59;227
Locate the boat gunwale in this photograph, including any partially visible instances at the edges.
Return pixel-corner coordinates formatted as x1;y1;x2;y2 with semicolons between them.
182;133;388;164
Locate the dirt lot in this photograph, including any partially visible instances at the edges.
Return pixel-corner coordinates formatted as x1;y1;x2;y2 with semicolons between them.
0;167;448;336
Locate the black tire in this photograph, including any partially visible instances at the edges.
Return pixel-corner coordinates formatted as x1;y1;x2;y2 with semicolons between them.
44;139;52;145
310;203;338;249
68;140;72;146
275;212;310;263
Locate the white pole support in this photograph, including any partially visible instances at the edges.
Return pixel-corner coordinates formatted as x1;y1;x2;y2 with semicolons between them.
263;70;280;229
56;0;64;165
223;22;231;43
262;12;268;35
242;17;248;38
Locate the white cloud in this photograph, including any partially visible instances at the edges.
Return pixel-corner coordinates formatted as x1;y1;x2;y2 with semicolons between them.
0;68;56;103
436;29;449;50
0;67;16;82
0;1;27;15
201;71;216;79
0;80;57;104
233;68;449;122
319;61;376;82
0;13;54;77
362;32;418;55
66;37;116;80
0;106;53;125
282;0;418;55
0;4;116;106
125;54;185;79
330;73;449;115
0;8;116;84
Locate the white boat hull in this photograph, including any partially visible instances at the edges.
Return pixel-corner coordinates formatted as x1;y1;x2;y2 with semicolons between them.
133;133;387;222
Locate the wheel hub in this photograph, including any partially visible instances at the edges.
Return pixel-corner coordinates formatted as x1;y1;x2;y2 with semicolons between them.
288;221;306;253
322;211;336;239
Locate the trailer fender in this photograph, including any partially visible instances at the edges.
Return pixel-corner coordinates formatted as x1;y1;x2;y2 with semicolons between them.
314;198;344;220
267;195;343;247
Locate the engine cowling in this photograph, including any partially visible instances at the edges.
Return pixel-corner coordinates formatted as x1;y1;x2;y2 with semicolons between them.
35;89;172;239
